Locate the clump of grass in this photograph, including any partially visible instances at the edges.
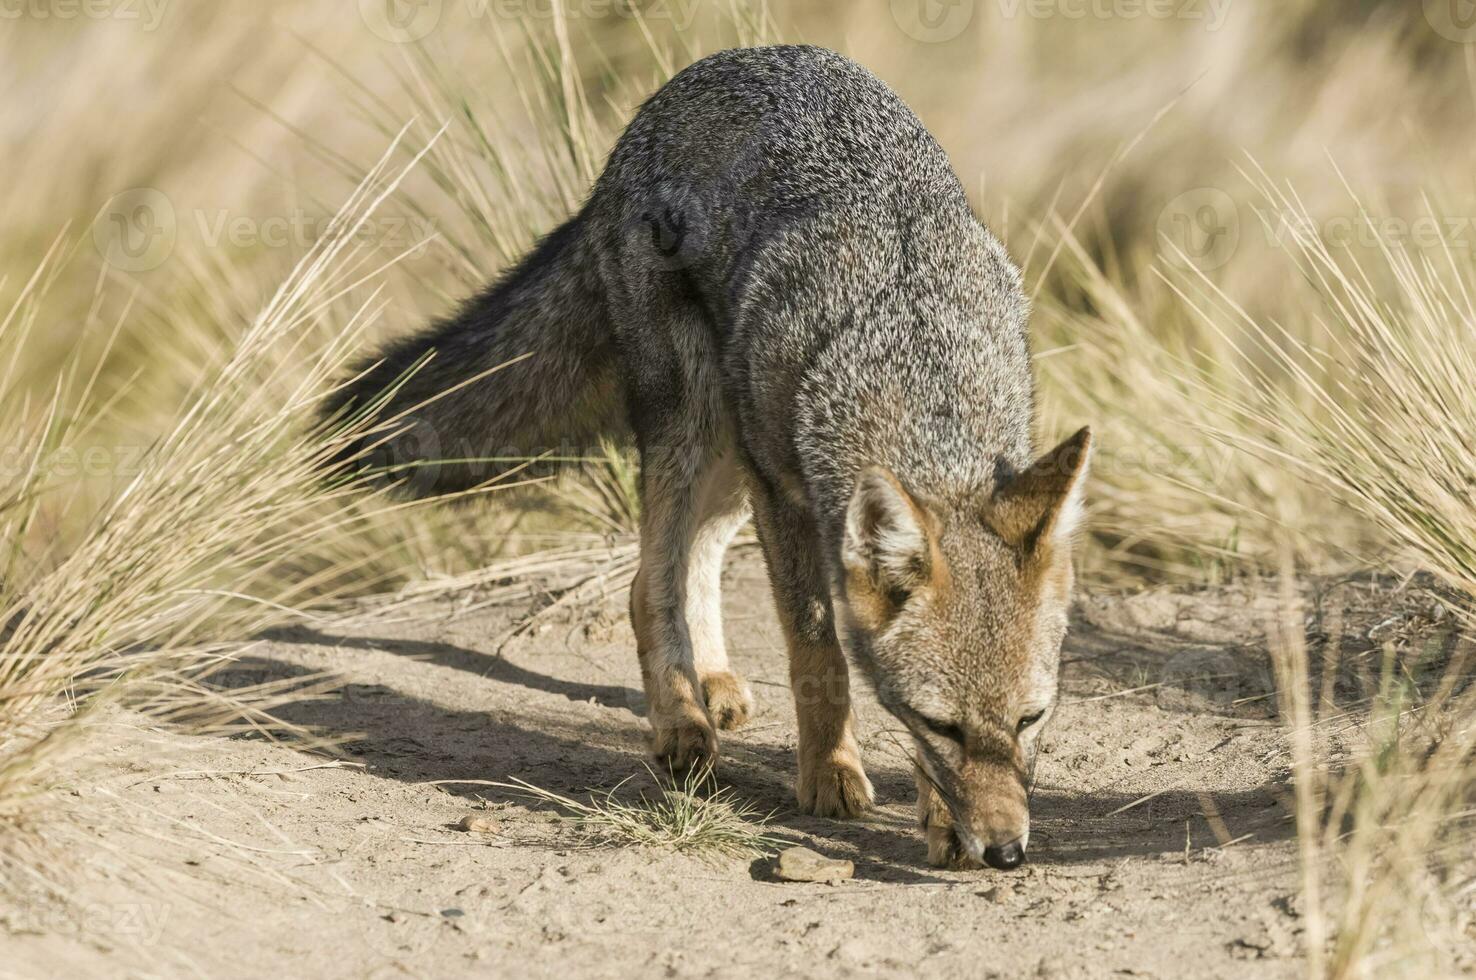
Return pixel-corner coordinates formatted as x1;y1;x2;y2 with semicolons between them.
485;769;783;860
1205;172;1476;975
0;132;442;857
1267;571;1476;978
1201;168;1476;603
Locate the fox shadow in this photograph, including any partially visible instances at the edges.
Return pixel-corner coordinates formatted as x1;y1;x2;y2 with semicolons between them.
214;627;1296;882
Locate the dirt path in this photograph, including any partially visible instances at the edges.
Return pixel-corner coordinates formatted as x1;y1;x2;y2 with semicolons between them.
5;547;1340;978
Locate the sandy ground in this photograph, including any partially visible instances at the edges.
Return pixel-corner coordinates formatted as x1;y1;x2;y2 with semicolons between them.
7;547;1448;979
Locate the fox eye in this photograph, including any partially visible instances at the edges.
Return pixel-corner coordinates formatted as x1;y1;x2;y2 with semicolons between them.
1016;709;1046;733
920;716;965;744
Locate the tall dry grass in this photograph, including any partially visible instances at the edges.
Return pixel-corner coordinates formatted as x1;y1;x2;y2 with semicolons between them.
0;134;443;866
1219;177;1476;977
1268;571;1476;977
1035;159;1476;972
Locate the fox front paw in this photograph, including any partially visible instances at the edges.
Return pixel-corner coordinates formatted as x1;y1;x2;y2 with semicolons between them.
650;715;719;776
923;816;983;870
797;751;874;819
917;772;982;870
701;671;754;731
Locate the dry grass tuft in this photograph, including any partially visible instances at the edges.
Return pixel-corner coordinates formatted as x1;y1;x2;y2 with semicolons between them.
0;130;446;859
1267;571;1476;977
457;769;784;861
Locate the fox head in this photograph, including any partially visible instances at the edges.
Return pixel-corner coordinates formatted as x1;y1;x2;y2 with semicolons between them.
839;427;1092;870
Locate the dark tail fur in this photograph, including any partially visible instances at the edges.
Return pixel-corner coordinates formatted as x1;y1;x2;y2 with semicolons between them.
320;215;626;496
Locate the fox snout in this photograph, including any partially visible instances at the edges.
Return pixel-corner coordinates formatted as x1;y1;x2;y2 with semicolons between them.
917;748;1032;870
956;820;1029;871
954;769;1030;868
982;838;1026;870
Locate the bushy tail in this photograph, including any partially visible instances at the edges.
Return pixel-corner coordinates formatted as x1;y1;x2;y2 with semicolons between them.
320;215;626;496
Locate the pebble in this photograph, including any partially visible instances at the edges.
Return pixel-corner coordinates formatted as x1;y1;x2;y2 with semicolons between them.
458;814;500;834
772;846;854;883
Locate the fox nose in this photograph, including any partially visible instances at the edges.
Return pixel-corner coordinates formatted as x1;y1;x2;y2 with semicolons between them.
982;838;1026;870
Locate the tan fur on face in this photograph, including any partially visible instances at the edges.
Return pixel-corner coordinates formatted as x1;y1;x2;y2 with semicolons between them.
839;430;1091;865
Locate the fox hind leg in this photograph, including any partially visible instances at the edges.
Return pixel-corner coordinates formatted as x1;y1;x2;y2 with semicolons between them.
630;559;714;774
686;450;754;731
632;441;753;772
618;298;741;773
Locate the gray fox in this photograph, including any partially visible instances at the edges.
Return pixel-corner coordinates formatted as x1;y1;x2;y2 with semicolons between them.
323;45;1091;871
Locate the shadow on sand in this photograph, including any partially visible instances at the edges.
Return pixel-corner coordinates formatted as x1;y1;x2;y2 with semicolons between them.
216;625;1296;883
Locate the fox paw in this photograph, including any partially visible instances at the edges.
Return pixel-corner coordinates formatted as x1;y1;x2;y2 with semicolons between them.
651;716;719;776
701;672;754;731
798;753;874;819
924;819;983;870
918;771;981;869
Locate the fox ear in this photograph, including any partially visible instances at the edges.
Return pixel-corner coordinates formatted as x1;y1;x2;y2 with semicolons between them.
989;427;1093;552
843;466;935;609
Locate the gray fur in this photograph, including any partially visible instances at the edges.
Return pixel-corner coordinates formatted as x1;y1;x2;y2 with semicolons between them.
324;46;1085;869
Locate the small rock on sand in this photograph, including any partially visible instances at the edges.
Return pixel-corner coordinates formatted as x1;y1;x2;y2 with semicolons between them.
457;814;500;834
773;846;853;883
